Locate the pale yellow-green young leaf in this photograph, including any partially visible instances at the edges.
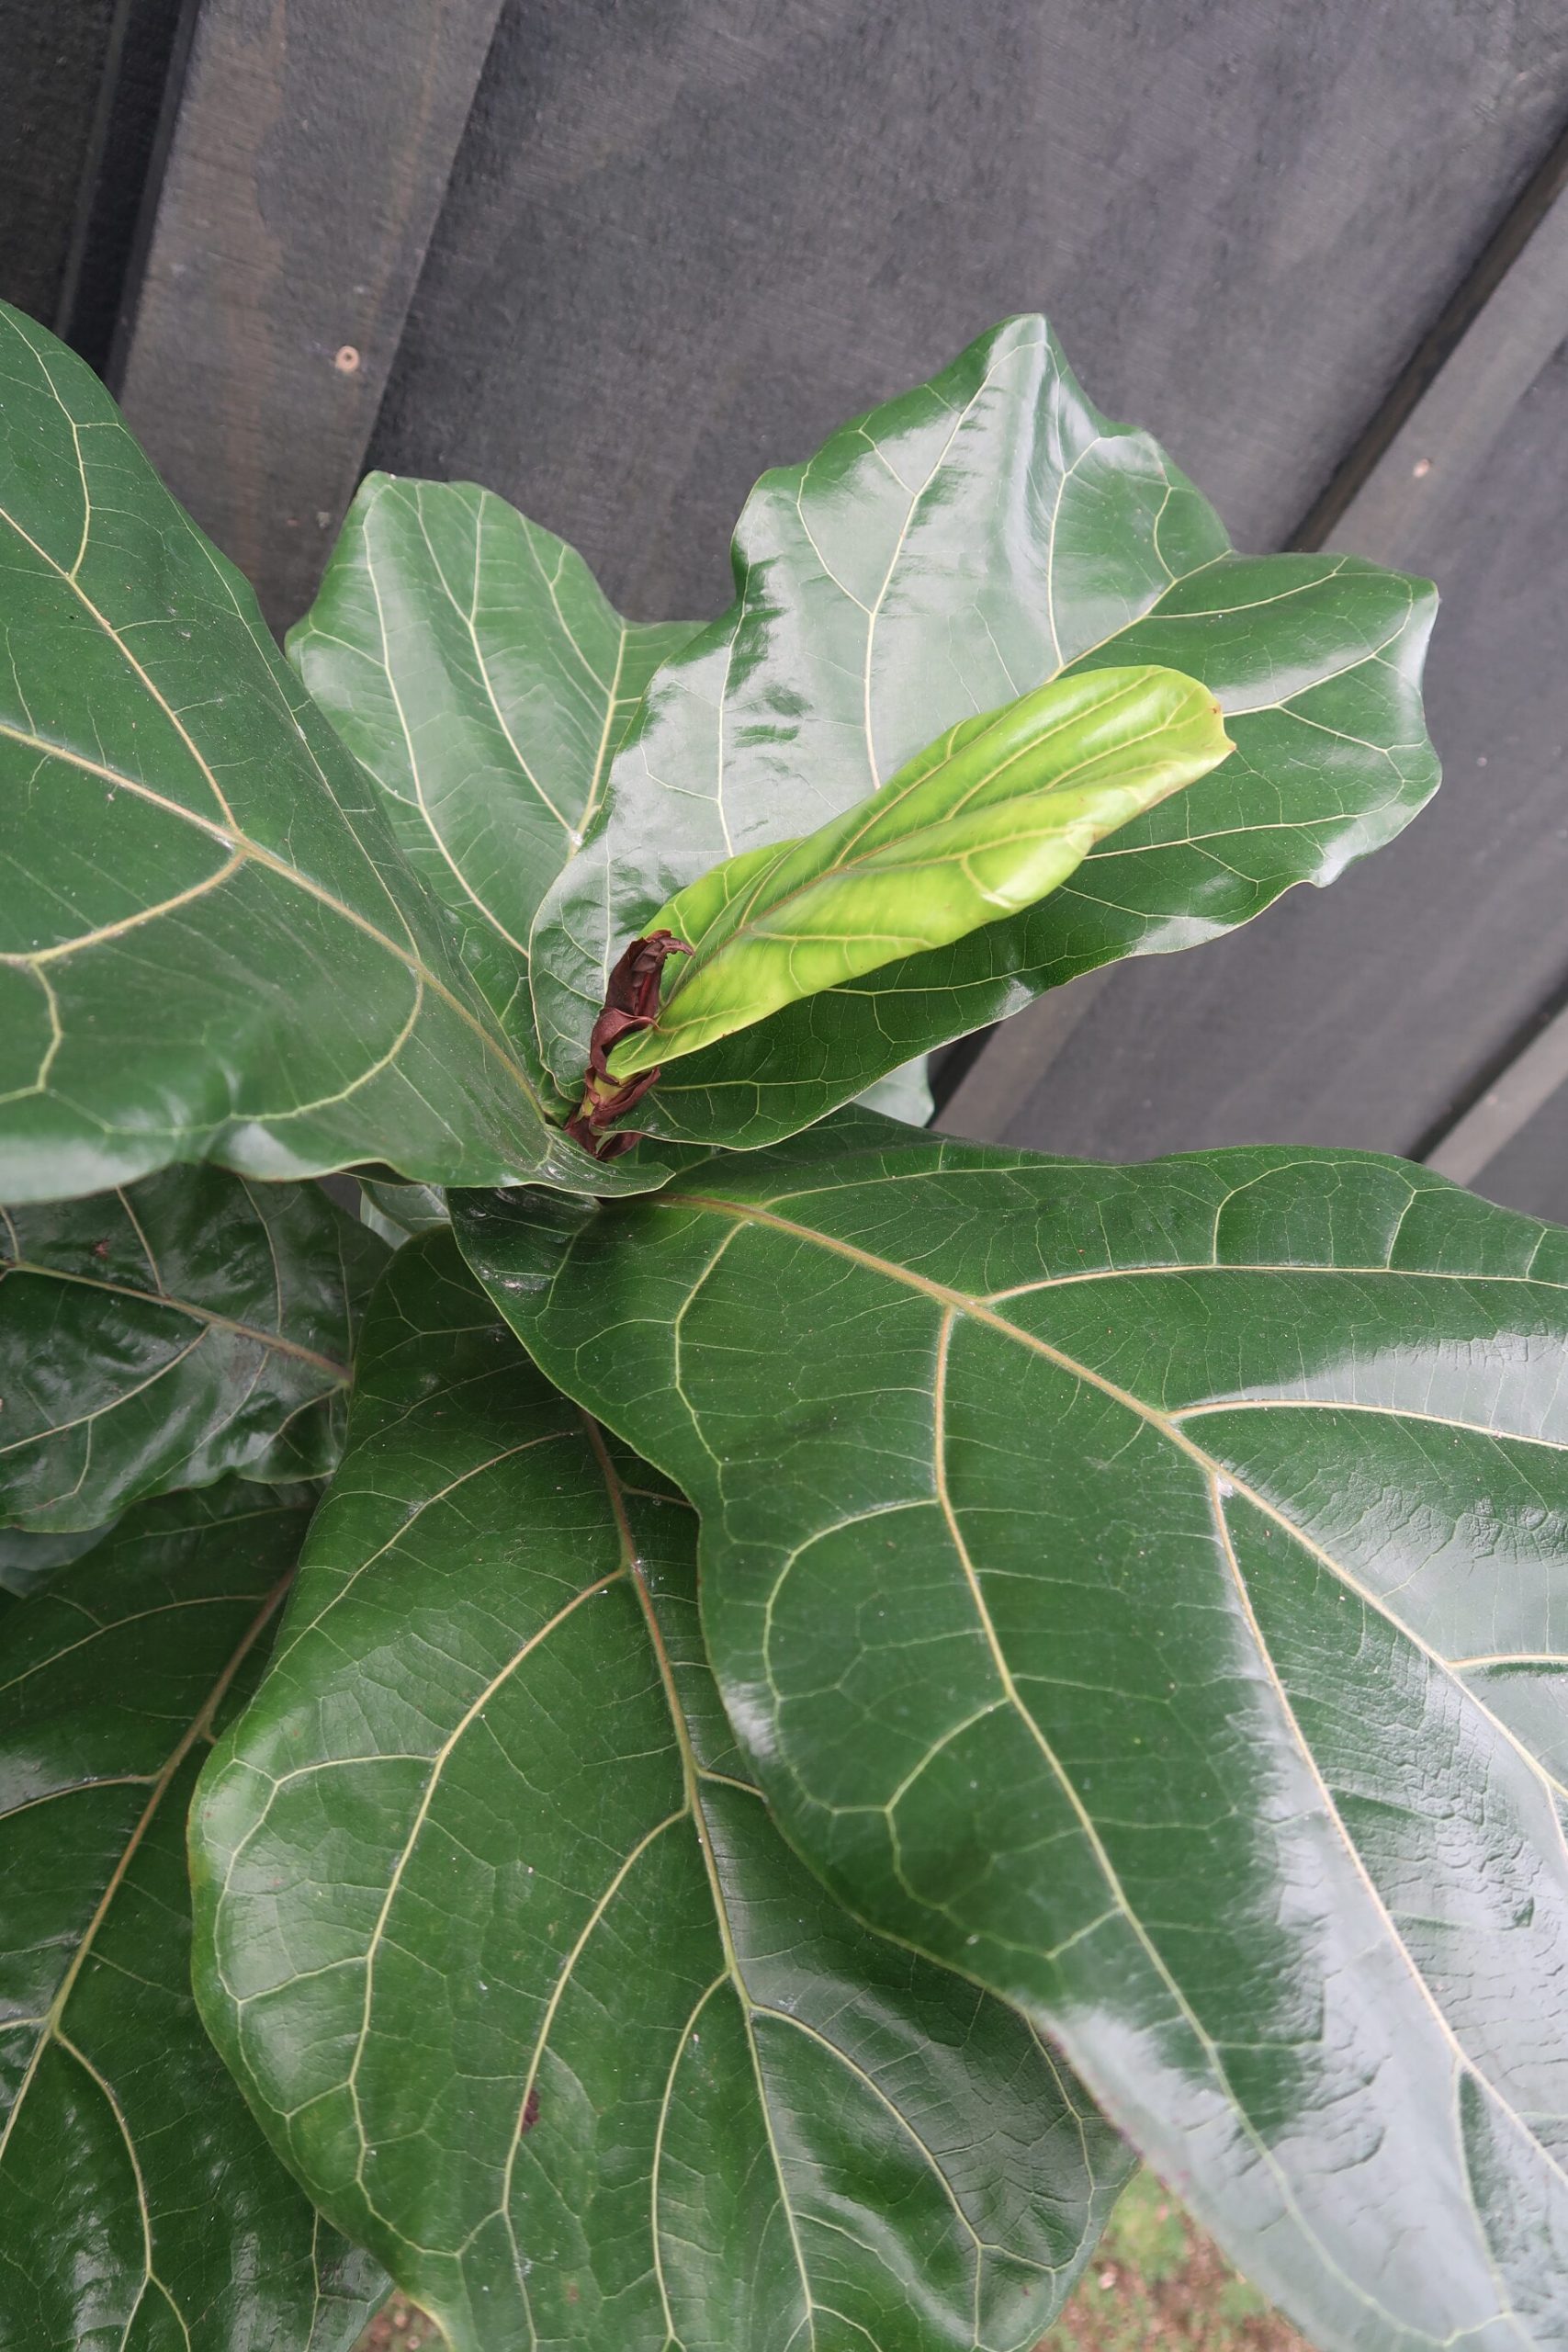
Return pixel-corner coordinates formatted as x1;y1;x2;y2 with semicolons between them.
606;664;1231;1079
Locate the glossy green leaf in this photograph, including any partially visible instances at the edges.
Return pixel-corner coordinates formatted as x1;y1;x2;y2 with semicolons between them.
0;1479;386;2349
0;1521;114;1600
290;474;697;1090
192;1229;1127;2352
607;667;1229;1082
855;1054;933;1125
0;1164;386;1533
0;302;666;1202
458;1117;1568;2352
356;1174;449;1242
531;315;1437;1146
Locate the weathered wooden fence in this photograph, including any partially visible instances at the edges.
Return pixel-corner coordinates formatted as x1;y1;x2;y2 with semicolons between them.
7;0;1568;1214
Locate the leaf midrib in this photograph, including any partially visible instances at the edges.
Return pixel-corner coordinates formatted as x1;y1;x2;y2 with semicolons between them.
580;1415;821;2351
0;1566;291;2180
672;1187;1568;1804
581;1415;1043;2348
0;715;548;1119
0;1254;350;1379
666;1188;1568;2336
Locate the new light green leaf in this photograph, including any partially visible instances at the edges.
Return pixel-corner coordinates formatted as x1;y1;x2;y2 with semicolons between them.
0;302;668;1201
290;475;697;1087
457;1117;1568;2352
0;1480;386;2351
0;1165;386;1533
191;1230;1127;2352
608;667;1228;1081
531;314;1437;1147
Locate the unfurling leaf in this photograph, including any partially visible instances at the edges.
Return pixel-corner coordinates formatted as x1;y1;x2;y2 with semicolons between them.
603;665;1229;1084
191;1231;1127;2352
457;1117;1568;2352
0;1481;385;2350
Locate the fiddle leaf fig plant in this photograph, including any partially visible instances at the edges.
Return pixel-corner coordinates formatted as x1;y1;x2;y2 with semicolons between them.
4;294;1562;2352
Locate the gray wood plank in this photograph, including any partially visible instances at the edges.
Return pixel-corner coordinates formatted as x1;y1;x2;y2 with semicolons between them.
0;0;119;327
1310;148;1568;571
62;0;194;375
1300;153;1568;1217
116;0;506;630
1424;999;1568;1187
1456;1062;1568;1222
372;0;1568;620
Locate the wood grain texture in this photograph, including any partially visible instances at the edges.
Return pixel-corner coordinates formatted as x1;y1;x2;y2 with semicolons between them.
116;0;505;629
372;0;1568;619
0;0;119;326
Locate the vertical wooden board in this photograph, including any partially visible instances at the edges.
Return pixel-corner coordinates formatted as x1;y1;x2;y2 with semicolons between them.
372;0;1568;620
1460;1075;1568;1222
945;339;1568;1168
1297;133;1568;568
116;0;505;630
63;0;194;375
0;0;118;324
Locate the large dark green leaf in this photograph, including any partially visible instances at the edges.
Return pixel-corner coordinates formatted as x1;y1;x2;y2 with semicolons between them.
0;302;665;1201
530;316;1437;1147
1;1165;386;1532
0;1480;385;2349
289;474;697;1092
458;1118;1568;2352
605;666;1230;1084
191;1230;1127;2352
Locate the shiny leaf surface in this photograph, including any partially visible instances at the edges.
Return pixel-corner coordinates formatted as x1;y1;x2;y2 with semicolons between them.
531;315;1437;1146
290;475;697;1090
0;1480;385;2350
606;666;1229;1081
356;1174;448;1242
458;1118;1568;2352
0;1165;386;1532
0;303;663;1201
192;1230;1126;2352
855;1053;933;1125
